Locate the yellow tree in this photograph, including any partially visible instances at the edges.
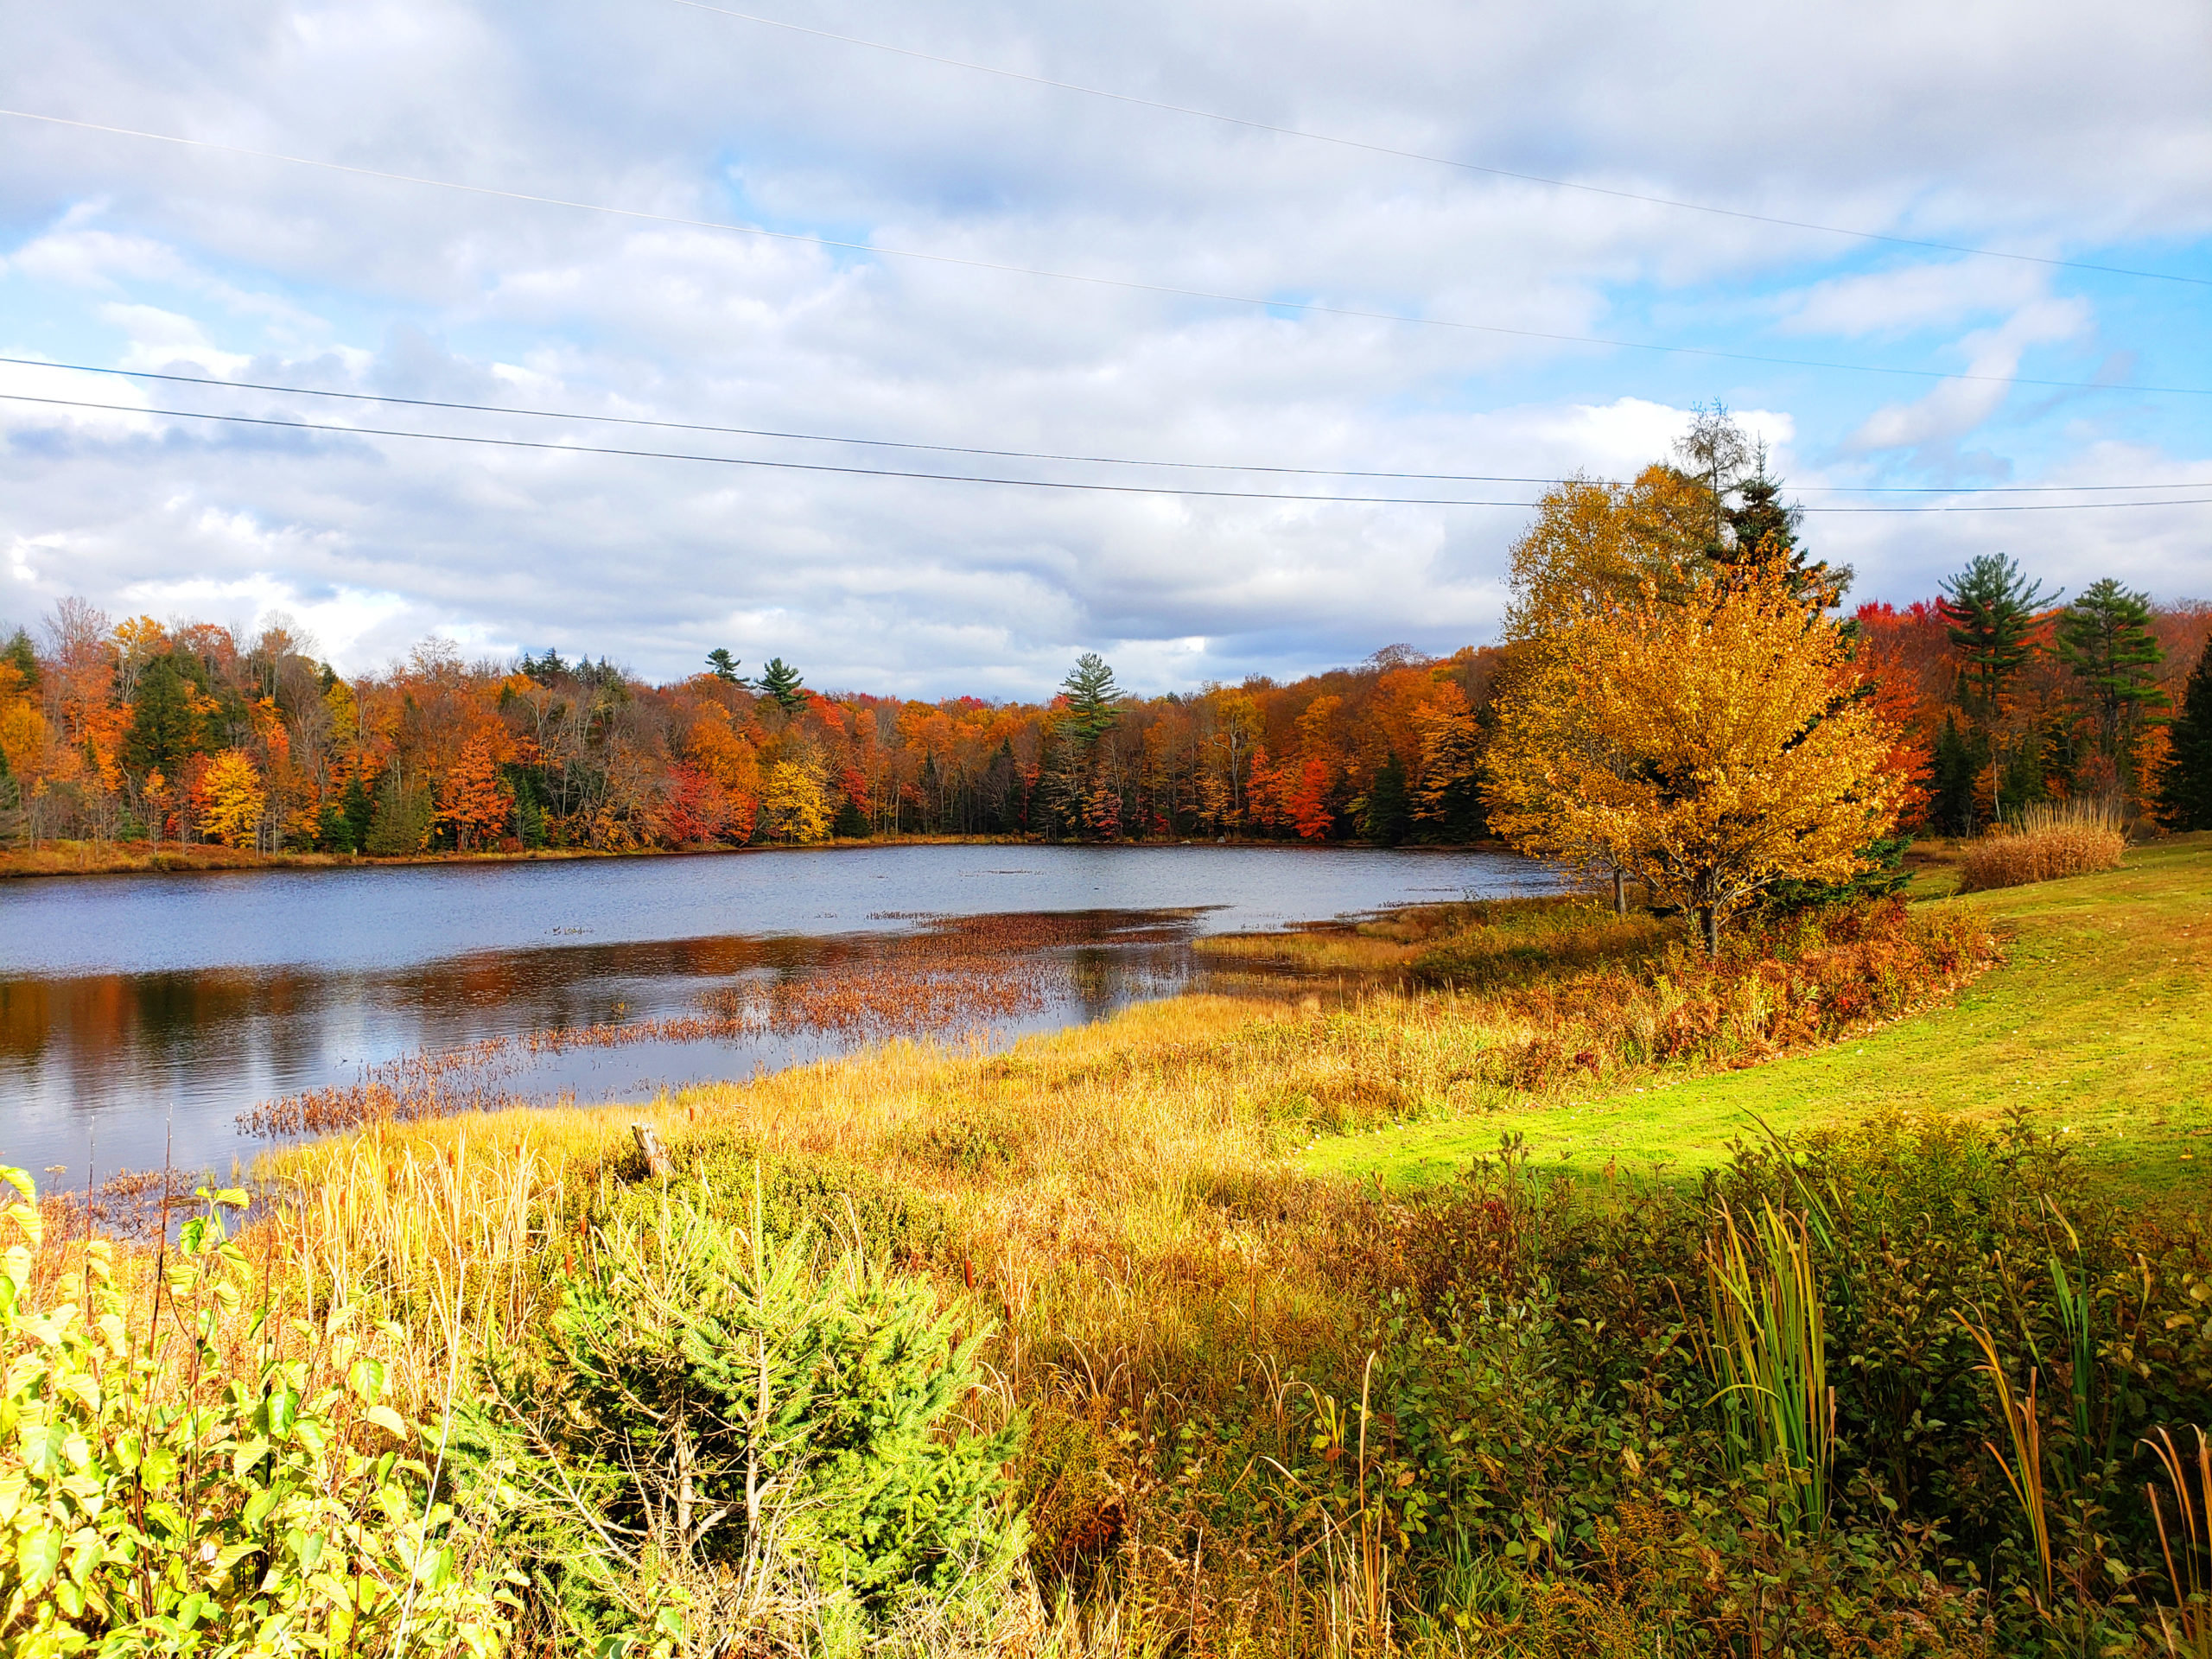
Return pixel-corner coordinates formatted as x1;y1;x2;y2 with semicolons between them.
198;749;268;848
1489;561;1905;952
1503;466;1710;644
759;753;830;843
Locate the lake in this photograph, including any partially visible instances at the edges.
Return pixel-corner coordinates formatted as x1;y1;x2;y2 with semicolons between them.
1;842;1561;1182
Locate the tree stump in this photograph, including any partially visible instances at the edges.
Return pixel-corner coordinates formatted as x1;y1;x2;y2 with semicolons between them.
632;1122;671;1179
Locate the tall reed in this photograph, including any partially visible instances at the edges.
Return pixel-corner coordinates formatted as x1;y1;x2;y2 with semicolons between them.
2147;1426;2212;1659
1964;1319;2054;1607
1701;1201;1834;1535
1959;798;2126;893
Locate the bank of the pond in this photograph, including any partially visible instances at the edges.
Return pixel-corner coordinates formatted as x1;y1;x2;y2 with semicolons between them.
2;842;1564;1178
1308;833;2212;1196
0;832;1516;881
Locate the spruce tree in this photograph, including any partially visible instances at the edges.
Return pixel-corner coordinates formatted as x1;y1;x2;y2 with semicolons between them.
1722;448;1850;609
0;746;24;849
124;654;205;774
2159;634;2212;830
2056;578;2166;778
1357;749;1411;845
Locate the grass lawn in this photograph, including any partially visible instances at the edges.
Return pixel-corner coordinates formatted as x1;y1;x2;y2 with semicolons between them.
1305;833;2212;1195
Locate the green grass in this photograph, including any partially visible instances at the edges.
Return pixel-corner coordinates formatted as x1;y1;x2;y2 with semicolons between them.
1305;834;2212;1195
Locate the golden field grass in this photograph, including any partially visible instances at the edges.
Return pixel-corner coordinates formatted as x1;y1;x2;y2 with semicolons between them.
16;837;2209;1654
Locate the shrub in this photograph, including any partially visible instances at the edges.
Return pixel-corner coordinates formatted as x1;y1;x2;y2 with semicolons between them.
0;1169;507;1656
474;1182;1022;1652
1958;799;2126;893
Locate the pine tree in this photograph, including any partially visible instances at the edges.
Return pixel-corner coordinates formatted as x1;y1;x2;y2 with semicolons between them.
2158;634;2212;830
704;647;742;683
1930;714;1984;836
755;658;806;715
1056;652;1121;746
1047;653;1122;839
1939;554;2053;717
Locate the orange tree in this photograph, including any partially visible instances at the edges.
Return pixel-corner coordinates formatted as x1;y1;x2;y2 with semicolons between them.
1487;561;1907;953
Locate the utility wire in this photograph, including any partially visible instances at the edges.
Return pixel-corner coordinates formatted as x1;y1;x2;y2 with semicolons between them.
660;0;2210;291
6;108;2208;400
7;391;2208;512
5;355;2202;493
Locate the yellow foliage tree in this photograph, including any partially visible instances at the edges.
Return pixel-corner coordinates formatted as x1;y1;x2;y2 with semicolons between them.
759;755;830;843
1503;466;1711;644
1488;561;1906;952
198;749;268;848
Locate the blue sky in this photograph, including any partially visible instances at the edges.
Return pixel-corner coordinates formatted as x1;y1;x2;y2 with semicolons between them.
3;0;2207;695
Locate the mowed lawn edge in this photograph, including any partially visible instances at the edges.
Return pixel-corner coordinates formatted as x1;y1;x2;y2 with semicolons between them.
1303;832;2212;1195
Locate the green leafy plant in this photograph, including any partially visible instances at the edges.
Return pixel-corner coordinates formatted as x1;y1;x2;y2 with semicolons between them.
0;1166;507;1656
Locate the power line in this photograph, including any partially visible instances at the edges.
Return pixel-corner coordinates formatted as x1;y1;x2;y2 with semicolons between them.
6;356;2204;493
7;391;2208;512
660;0;2211;291
7;107;2209;400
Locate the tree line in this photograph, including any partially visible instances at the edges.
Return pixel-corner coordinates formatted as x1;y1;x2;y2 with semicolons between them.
1;410;2206;858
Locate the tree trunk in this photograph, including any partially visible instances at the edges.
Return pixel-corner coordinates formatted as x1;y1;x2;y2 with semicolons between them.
1700;906;1719;957
1611;866;1628;917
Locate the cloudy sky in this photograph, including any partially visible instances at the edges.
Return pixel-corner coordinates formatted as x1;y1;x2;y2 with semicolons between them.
2;0;2208;696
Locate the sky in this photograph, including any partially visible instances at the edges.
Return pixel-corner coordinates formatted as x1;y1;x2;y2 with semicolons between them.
1;0;2208;697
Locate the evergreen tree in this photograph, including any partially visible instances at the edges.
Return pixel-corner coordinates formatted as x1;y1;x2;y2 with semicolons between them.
0;745;25;849
2056;578;2166;776
1046;653;1122;839
344;772;376;849
755;657;806;715
1056;652;1121;746
1929;714;1983;836
2;627;36;688
1721;448;1850;609
1356;748;1412;845
123;654;205;774
2159;634;2212;830
917;750;941;833
1938;553;2053;718
982;737;1023;834
365;770;434;855
704;647;742;683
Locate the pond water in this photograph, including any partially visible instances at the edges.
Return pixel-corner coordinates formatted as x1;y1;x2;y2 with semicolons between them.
1;842;1560;1181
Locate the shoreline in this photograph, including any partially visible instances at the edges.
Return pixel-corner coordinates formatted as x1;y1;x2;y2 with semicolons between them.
0;833;1514;882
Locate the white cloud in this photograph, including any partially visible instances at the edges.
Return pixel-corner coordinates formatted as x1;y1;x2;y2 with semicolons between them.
1779;261;2049;338
0;0;2205;684
1847;298;2094;455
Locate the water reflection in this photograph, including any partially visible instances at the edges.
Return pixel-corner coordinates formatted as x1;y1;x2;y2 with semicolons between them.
2;844;1560;1178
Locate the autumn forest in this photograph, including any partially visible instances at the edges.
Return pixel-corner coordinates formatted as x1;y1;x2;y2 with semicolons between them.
3;421;2207;868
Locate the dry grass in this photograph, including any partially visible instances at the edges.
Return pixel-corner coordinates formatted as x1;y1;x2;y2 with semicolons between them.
1958;799;2127;893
